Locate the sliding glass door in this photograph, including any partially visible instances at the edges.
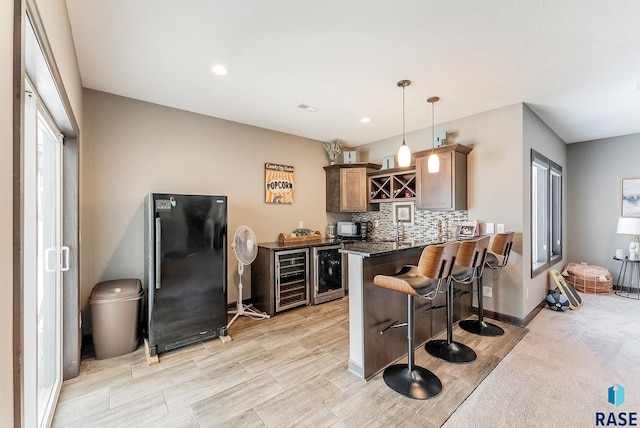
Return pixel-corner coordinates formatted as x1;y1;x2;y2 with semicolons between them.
24;80;66;427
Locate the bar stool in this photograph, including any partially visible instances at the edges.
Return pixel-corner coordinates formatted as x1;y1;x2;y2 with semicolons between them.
373;241;459;399
460;232;514;337
425;236;489;363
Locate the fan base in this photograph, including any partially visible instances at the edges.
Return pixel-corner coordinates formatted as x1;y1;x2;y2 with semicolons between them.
227;303;270;328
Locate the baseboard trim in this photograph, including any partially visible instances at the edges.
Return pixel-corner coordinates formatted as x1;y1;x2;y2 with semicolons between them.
472;300;546;327
523;301;547;325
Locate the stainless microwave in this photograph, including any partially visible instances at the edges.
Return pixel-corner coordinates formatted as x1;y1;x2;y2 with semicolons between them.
337;221;367;240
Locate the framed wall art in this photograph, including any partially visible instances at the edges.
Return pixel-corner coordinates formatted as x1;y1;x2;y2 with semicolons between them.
622;178;640;217
265;163;295;204
392;202;414;226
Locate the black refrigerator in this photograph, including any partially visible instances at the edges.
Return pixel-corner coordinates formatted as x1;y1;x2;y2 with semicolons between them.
144;193;228;356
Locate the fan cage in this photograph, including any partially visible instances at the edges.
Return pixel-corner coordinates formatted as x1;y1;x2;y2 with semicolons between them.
234;226;258;265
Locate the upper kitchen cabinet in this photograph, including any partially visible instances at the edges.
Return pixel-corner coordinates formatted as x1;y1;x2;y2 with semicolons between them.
415;144;472;211
324;163;380;212
368;166;416;203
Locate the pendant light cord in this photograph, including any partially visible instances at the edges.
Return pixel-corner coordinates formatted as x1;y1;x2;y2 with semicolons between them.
432;101;435;149
427;96;439;149
402;85;406;143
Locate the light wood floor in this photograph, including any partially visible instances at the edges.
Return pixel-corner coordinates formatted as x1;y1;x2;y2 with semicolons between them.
52;297;527;427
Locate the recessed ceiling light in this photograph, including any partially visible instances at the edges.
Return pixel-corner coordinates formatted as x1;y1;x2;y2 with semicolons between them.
360;117;371;123
297;103;320;112
211;65;228;76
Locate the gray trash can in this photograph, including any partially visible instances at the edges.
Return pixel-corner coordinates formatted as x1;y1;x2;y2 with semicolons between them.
89;278;143;359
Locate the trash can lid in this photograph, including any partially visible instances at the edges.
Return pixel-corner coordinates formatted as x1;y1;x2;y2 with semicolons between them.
89;278;142;303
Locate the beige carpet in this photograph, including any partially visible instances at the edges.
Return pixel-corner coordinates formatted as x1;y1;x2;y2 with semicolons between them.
444;292;640;427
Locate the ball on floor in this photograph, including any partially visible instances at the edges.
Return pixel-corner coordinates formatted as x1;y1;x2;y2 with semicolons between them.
546;291;569;311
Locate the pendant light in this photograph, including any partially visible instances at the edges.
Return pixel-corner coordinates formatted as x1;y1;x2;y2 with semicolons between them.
397;80;411;167
427;96;440;173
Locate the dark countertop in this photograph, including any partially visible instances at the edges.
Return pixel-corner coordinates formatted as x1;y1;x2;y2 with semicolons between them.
257;239;343;251
258;237;449;256
340;239;444;257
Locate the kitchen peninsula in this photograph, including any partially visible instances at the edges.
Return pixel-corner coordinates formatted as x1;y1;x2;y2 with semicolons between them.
341;239;471;380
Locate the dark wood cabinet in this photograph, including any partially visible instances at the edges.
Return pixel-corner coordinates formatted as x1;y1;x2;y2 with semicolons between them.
324;163;380;212
251;246;277;316
368;166;416;203
415;144;472;211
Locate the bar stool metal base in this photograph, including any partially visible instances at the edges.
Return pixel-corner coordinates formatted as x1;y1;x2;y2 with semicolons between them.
425;339;477;363
459;319;504;337
382;364;442;399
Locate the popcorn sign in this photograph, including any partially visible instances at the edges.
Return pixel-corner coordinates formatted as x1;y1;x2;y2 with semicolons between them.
265;163;295;204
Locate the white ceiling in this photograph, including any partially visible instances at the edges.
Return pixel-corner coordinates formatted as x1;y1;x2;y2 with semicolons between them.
65;0;640;146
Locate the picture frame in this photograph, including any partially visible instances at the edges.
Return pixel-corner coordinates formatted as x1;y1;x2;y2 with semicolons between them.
265;163;295;204
622;178;640;217
392;202;414;226
458;221;477;239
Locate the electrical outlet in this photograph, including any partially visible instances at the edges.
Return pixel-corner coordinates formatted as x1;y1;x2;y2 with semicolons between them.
497;223;505;233
483;286;493;298
374;220;379;228
526;288;529;299
486;222;495;234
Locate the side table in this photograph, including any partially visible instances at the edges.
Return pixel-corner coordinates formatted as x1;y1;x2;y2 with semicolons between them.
613;256;640;299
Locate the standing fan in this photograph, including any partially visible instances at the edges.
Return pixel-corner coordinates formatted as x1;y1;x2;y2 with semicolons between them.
228;225;270;328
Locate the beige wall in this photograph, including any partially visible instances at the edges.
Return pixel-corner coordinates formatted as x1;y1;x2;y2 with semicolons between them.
1;0;14;422
522;105;567;315
453;104;525;318
358;104;527;318
81;89;328;330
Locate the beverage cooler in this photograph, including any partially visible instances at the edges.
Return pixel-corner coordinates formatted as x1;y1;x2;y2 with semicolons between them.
275;248;310;312
312;245;345;305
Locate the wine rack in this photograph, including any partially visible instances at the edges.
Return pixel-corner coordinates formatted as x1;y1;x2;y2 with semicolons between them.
368;166;416;202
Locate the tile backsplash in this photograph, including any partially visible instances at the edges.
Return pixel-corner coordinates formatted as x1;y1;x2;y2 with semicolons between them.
353;202;468;242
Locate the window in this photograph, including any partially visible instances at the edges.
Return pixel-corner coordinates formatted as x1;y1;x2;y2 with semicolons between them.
531;149;562;277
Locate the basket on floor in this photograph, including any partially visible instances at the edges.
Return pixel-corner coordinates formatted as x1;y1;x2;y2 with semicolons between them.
562;262;612;294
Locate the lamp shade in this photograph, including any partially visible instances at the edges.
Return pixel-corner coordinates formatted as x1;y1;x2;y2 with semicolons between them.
397;142;411;167
427;96;440;174
617;217;640;235
427;153;439;173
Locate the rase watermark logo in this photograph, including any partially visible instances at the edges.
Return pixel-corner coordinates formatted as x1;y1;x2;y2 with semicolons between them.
609;384;626;408
596;383;637;426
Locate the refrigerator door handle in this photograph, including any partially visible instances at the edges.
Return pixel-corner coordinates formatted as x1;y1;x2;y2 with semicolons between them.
155;217;162;289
